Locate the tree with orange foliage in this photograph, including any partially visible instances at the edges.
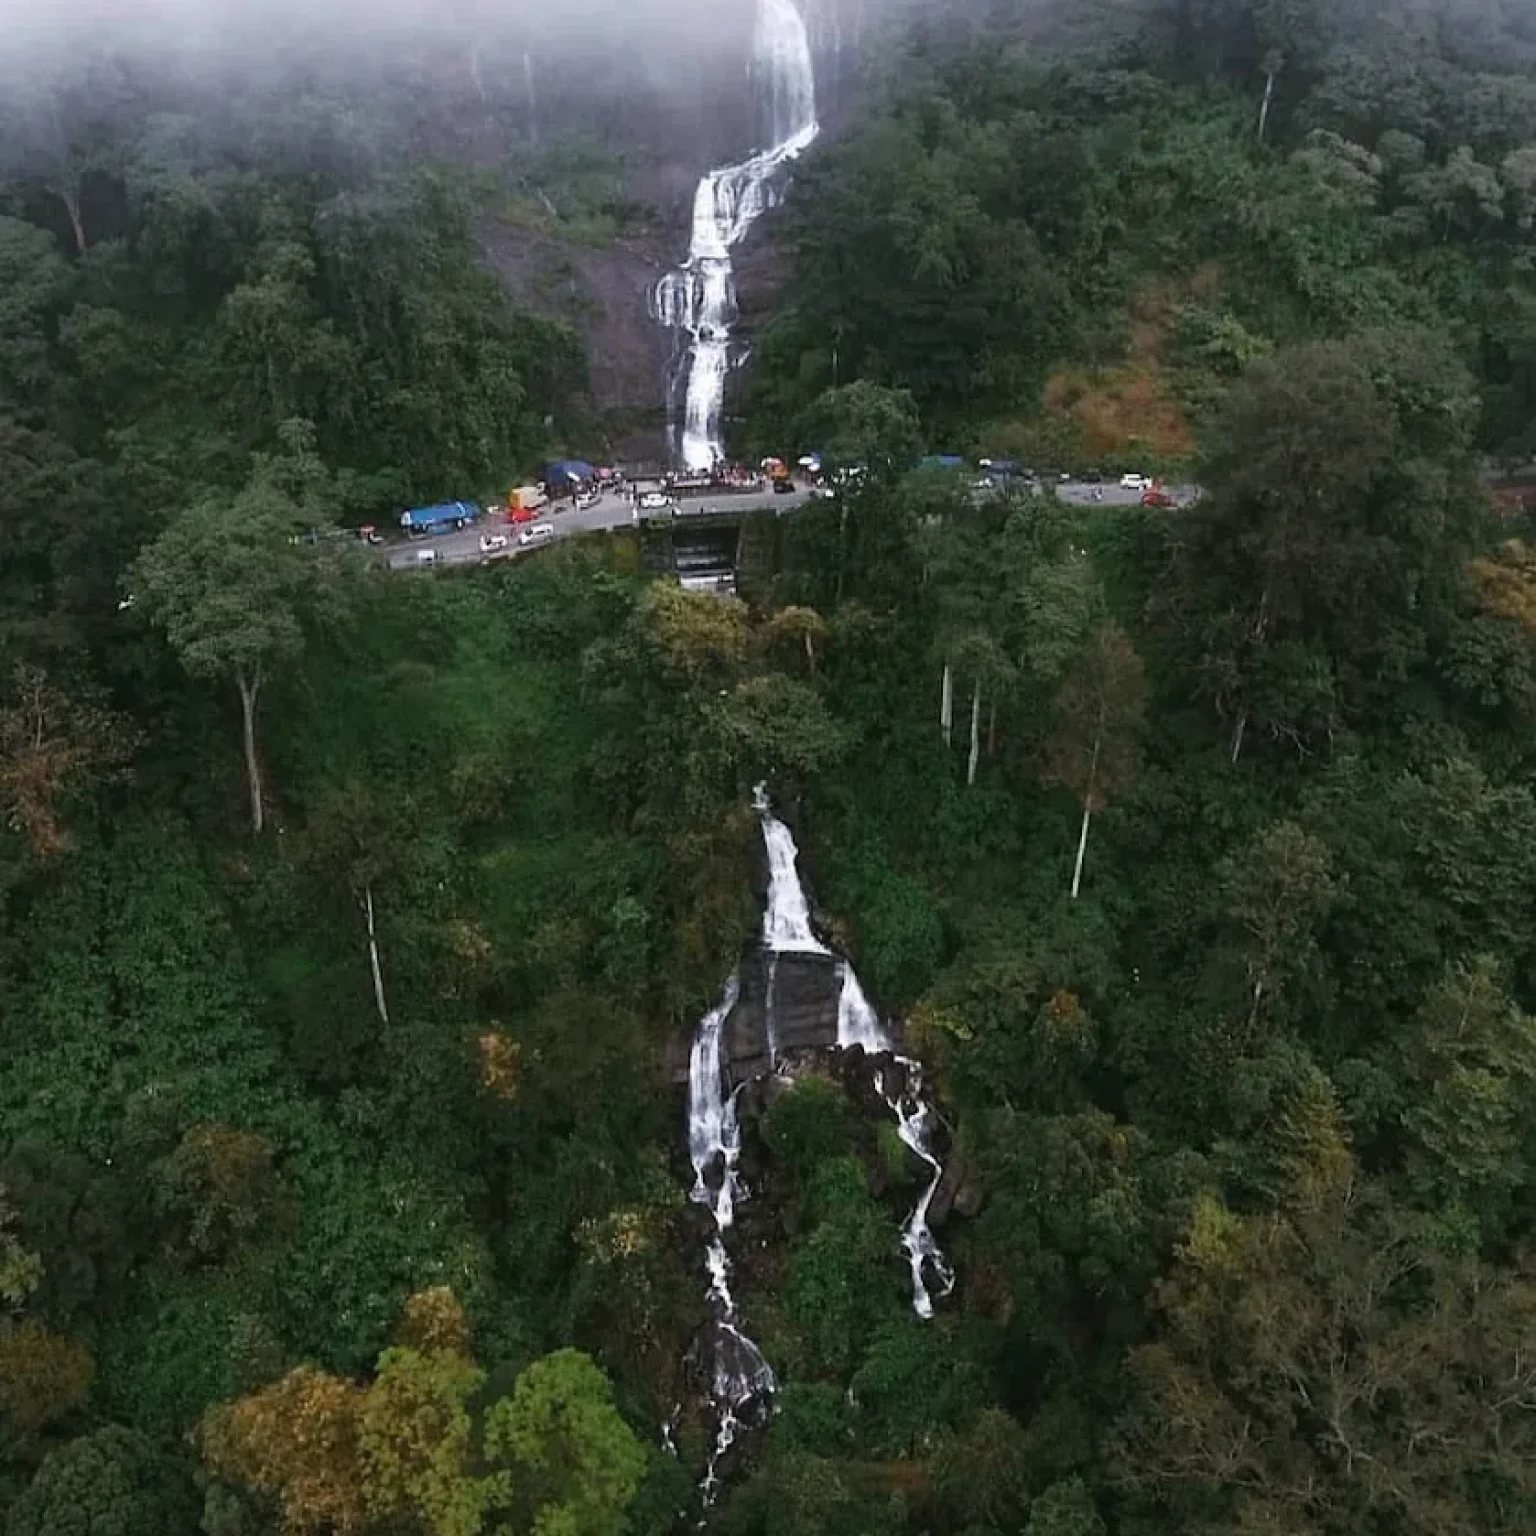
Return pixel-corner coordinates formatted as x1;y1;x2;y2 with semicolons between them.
0;1320;93;1436
0;664;130;858
202;1292;645;1536
202;1364;368;1534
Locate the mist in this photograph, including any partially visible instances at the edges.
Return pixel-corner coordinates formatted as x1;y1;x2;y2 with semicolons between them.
0;0;867;79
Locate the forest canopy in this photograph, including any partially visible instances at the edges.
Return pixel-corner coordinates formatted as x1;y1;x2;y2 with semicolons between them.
3;3;1536;1536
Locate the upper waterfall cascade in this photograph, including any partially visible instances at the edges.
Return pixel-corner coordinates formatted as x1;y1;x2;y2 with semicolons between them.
651;0;819;470
683;786;955;1496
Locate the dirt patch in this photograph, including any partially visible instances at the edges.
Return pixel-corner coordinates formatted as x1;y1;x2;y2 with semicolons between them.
1041;281;1197;461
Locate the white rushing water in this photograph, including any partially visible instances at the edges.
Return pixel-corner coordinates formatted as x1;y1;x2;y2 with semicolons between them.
652;0;819;469
754;782;829;955
836;967;956;1318
686;973;776;1502
683;789;954;1499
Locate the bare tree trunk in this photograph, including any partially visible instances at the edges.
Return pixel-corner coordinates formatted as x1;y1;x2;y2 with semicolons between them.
803;631;816;674
1257;69;1277;143
1070;804;1092;901
940;662;953;747
1071;725;1104;901
363;882;390;1025
987;698;997;757
1231;708;1249;765
967;681;982;786
56;183;86;255
237;672;265;835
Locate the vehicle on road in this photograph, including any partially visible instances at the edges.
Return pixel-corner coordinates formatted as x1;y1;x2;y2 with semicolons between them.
1141;488;1175;508
509;485;547;515
357;525;385;545
401;501;478;535
480;532;509;553
1119;473;1151;492
772;476;796;495
639;491;671;511
413;547;439;566
518;523;555;548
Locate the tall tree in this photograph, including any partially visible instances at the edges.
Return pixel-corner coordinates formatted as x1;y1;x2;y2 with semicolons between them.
1045;623;1147;900
133;425;343;833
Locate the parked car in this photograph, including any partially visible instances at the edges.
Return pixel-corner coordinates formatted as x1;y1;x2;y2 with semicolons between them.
480;532;509;553
413;547;439;566
1120;473;1151;491
1141;488;1175;509
638;491;672;511
518;523;555;548
510;504;539;523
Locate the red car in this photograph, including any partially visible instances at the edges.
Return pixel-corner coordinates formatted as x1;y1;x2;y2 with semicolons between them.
508;504;539;524
1141;488;1175;508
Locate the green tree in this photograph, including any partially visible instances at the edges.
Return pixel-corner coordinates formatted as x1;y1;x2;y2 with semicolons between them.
8;1426;198;1536
1165;332;1481;755
359;1346;500;1536
483;1349;645;1536
1398;957;1536;1237
1025;1477;1106;1536
1217;820;1335;1037
1121;1178;1536;1536
133;428;343;833
1044;624;1147;900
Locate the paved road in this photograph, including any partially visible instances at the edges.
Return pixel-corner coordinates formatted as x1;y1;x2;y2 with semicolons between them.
382;479;1196;572
384;486;815;571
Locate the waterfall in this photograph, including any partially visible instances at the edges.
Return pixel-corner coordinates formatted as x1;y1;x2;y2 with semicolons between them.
652;0;819;470
755;781;828;956
686;972;776;1503
682;786;954;1497
835;966;956;1318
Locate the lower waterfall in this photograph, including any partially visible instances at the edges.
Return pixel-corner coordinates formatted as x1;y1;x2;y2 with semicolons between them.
681;787;955;1496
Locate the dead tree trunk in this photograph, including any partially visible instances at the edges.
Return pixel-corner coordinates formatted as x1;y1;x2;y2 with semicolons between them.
237;671;265;836
940;662;953;747
363;882;390;1025
967;681;982;786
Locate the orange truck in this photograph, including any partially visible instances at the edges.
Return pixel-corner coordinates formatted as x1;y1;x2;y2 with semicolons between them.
507;485;548;522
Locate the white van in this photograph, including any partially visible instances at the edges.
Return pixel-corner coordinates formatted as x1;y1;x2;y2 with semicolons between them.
518;523;555;548
1119;473;1151;492
414;547;439;566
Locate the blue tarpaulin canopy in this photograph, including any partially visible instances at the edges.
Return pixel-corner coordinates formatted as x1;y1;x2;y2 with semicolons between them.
544;459;596;491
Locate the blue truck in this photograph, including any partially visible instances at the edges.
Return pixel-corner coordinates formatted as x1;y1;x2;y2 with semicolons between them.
400;501;479;536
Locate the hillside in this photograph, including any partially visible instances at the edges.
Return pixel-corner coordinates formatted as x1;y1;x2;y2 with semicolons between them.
3;4;1536;1536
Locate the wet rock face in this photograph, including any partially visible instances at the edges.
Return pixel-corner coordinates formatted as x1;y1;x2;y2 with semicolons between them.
723;946;842;1086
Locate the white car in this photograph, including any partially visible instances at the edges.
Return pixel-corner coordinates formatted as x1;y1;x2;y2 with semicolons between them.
413;547;439;566
1120;473;1151;491
479;532;509;553
518;523;555;548
638;491;671;511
